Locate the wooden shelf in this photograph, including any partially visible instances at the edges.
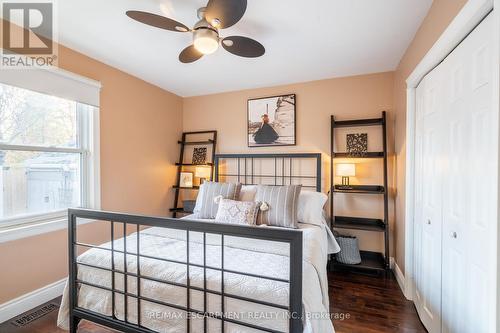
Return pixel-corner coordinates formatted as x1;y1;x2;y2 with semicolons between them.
175;162;214;166
177;140;214;145
332;251;386;272
172;130;217;218
333;189;385;195
333;216;385;232
333;152;384;158
332;118;384;128
169;208;193;214
330;112;390;275
333;185;384;194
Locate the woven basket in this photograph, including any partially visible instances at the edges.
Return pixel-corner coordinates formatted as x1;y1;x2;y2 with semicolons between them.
335;235;362;265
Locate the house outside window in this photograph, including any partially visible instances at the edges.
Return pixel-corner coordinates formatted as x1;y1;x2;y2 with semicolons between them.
0;69;100;231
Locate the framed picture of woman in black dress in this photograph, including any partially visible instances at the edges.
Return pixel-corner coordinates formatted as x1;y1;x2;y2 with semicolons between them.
247;94;296;147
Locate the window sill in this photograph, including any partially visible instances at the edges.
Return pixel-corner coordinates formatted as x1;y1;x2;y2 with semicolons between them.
0;211;93;243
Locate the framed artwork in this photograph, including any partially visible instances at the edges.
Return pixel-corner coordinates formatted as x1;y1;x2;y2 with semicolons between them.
346;133;368;156
247;94;296;147
192;147;207;165
179;172;193;188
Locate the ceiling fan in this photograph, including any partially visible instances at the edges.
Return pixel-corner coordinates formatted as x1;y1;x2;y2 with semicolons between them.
126;0;265;63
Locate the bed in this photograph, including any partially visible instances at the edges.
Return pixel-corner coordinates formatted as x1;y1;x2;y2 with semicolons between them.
57;153;339;333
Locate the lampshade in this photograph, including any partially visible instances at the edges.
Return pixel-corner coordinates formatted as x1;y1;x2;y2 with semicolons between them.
195;166;212;179
336;163;355;177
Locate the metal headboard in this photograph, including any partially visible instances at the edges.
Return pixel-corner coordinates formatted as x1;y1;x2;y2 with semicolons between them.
214;153;322;192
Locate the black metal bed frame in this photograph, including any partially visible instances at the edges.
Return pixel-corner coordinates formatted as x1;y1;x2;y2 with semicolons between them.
68;153;322;333
214;153;322;191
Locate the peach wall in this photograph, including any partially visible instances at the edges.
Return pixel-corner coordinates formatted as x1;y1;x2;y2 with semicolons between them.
0;42;183;302
393;0;467;271
183;72;395;254
0;0;470;305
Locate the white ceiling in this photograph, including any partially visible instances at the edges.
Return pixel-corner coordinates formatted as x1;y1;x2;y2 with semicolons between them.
57;0;433;97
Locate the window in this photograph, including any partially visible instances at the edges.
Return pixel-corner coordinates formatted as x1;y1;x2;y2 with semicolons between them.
0;80;99;227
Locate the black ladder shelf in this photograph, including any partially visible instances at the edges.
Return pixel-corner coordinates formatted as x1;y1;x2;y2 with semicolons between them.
330;111;390;273
170;130;217;218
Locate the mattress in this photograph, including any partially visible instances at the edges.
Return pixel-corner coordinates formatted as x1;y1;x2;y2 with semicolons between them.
57;216;338;333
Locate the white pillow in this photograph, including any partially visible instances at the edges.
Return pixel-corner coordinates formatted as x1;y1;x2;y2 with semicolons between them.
297;191;328;226
193;182;205;215
238;185;258;201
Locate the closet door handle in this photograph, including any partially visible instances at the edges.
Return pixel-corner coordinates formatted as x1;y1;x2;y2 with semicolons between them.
451;231;457;239
427;219;431;225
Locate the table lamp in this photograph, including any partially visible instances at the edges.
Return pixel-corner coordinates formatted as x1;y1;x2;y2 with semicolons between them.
195;166;212;184
336;163;355;189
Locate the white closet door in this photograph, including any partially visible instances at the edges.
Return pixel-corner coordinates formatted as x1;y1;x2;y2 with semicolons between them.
414;62;444;333
413;75;425;327
440;14;495;333
414;13;496;333
439;38;468;333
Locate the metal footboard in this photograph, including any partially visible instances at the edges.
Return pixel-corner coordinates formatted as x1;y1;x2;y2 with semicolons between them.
68;208;303;333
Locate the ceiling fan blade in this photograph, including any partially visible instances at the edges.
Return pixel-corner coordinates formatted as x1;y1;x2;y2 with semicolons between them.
179;45;204;63
221;36;265;58
126;11;189;32
205;0;247;29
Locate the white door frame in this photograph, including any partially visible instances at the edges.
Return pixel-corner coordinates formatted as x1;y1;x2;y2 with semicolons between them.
404;0;499;318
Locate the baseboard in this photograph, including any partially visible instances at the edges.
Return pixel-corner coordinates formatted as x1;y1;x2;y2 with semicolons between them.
390;258;408;299
0;278;67;323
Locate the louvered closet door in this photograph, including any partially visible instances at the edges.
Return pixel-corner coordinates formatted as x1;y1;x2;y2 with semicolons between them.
414;58;444;333
414;13;496;333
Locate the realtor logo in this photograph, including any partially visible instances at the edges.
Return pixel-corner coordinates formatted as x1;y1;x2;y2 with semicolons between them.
1;0;58;68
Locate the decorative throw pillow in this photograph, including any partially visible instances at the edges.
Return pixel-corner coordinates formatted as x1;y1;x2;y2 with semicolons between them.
254;185;302;228
193;181;242;219
215;199;260;225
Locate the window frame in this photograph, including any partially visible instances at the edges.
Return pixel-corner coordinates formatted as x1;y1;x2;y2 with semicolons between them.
0;87;100;240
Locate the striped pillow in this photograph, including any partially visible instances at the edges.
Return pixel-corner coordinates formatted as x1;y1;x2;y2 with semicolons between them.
194;182;242;219
254;185;302;228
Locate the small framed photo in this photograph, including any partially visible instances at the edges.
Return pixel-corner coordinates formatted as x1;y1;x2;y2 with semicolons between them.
179;172;193;188
248;94;296;147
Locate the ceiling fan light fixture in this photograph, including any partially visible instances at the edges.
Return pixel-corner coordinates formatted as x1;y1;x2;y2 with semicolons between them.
210;18;221;28
127;0;264;63
193;28;219;55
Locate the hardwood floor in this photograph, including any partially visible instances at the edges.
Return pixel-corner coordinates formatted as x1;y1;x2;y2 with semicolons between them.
329;271;426;333
0;271;426;333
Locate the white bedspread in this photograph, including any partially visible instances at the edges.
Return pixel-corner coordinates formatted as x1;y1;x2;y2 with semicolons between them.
58;217;339;333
